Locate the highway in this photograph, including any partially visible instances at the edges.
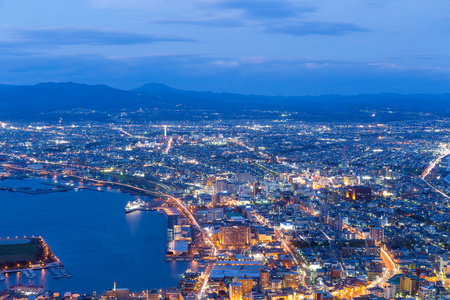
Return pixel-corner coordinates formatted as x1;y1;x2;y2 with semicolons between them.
421;149;450;199
111;126;145;139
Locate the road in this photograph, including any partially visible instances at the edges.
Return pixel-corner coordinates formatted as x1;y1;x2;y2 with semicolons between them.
421;149;450;199
252;209;310;290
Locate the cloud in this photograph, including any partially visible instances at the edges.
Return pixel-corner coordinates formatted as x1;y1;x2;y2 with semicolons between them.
155;17;244;28
216;0;315;19
268;21;367;36
7;27;195;46
0;52;449;95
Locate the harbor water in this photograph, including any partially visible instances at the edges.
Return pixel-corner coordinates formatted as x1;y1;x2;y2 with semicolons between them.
0;178;197;294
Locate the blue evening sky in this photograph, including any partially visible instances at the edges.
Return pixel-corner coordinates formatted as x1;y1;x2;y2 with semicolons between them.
0;0;449;95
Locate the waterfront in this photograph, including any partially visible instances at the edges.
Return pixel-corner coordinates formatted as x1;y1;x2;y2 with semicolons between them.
0;178;196;293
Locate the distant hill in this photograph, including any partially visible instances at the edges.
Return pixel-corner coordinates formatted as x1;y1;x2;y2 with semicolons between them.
0;82;449;121
134;83;450;112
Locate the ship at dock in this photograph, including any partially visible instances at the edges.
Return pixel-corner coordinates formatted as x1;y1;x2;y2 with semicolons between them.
125;198;147;213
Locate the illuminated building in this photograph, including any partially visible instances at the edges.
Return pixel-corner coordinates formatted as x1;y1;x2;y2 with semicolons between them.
418;285;436;300
330;266;341;279
370;226;384;243
320;202;329;216
238;277;253;295
327;191;339;204
346;186;372;201
383;283;396;299
400;275;418;296
211;193;220;206
282;272;299;288
219;226;251;247
235;171;253;183
259;269;270;288
271;279;282;290
147;289;160;300
256;228;272;243
173;225;192;242
207;208;224;222
229;280;243;300
115;288;129;300
166;211;181;242
280;255;294;268
329;216;343;232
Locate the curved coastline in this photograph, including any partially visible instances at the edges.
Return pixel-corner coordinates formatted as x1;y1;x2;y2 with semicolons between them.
0;176;193;294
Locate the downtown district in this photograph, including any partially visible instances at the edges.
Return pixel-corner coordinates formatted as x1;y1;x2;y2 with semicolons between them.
0;113;450;300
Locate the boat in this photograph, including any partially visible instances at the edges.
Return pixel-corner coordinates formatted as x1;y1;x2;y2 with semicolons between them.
60;268;72;278
49;267;64;279
22;269;36;279
125;198;146;213
0;273;5;281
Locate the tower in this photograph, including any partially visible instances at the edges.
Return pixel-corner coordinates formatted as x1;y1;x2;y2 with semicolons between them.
342;146;349;168
229;279;243;300
259;269;270;288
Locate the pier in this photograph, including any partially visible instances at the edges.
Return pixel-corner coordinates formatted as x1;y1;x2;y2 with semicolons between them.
0;237;64;276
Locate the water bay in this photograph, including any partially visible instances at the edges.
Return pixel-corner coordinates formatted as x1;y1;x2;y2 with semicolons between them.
0;178;194;294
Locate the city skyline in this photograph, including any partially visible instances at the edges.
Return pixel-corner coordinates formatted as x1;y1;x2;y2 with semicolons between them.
1;1;450;300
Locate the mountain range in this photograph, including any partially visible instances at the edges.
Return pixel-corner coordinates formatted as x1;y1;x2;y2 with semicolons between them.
0;82;449;121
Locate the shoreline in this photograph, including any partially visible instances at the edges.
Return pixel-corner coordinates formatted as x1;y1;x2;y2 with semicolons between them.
0;175;189;293
0;236;62;275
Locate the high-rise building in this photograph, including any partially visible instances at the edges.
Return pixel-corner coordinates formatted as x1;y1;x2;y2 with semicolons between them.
320;202;329;216
327;191;339;204
219;226;251;247
283;272;299;288
383;283;396;299
229;281;243;300
330;216;343;232
346;186;372;201
205;176;216;187
259;269;270;289
370;226;384;243
238;277;253;295
400;275;418;296
253;182;262;196
213;180;228;193
211;193;221;206
167;214;180;242
207;208;224;222
342;160;349;168
271;278;282;290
